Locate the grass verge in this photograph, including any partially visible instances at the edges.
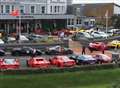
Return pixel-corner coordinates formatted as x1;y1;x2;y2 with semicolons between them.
0;68;120;88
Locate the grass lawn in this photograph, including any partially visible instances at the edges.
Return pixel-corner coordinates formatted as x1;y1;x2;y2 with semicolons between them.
1;69;120;88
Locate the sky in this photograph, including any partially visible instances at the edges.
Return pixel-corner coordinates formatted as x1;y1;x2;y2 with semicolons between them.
72;0;120;5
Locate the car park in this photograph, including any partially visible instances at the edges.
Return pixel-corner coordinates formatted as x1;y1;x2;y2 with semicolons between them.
11;47;43;56
107;40;120;48
94;54;112;64
0;58;20;69
50;56;76;67
27;57;50;68
45;45;73;55
69;55;97;65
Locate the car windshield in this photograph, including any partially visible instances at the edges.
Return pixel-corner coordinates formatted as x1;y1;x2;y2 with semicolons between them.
36;59;43;61
4;59;15;64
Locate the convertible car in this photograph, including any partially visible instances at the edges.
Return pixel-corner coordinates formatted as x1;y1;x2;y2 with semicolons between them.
50;56;76;67
0;58;20;69
27;57;50;68
45;46;73;55
69;55;96;65
94;54;112;64
11;47;43;56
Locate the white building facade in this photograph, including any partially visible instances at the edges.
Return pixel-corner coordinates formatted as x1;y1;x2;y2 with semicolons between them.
0;0;74;34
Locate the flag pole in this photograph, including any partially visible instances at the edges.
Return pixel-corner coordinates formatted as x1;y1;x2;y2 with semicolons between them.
105;10;108;35
18;9;21;43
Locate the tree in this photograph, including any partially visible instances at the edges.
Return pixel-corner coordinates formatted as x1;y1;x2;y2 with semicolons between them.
111;15;120;29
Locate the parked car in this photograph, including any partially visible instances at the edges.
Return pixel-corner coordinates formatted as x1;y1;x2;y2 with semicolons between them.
11;47;43;56
52;29;72;36
0;49;5;56
27;57;50;68
91;31;103;39
34;29;48;35
50;56;76;67
28;34;47;42
0;59;20;69
94;54;112;64
98;32;109;38
69;55;96;65
45;45;73;55
107;40;120;48
0;39;4;44
72;32;93;41
88;42;107;51
19;35;29;43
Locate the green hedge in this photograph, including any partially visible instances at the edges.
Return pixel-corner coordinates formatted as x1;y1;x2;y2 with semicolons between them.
0;63;119;75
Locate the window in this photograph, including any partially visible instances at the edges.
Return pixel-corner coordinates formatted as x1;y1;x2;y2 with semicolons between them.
20;6;24;14
5;5;10;13
50;6;52;13
31;6;35;14
58;6;60;12
11;5;14;11
41;6;45;14
0;5;4;13
54;6;57;13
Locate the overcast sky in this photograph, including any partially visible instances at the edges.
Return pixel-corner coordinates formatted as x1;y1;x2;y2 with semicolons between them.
72;0;120;5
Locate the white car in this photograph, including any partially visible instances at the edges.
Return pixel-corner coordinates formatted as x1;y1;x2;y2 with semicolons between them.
19;35;29;42
7;37;16;42
98;32;109;38
0;39;4;44
91;31;103;38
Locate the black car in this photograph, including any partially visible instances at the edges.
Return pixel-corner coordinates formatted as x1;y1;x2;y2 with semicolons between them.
11;47;43;56
0;49;5;56
69;54;97;65
45;46;73;55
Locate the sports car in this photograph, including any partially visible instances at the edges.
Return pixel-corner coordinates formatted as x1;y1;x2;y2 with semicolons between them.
107;40;120;48
45;45;73;55
88;42;107;51
11;47;43;56
0;58;20;69
50;56;76;67
69;55;97;65
27;57;50;68
94;54;112;63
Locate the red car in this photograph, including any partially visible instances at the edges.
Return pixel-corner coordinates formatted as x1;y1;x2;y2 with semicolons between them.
34;29;48;35
50;56;76;67
0;59;20;69
27;57;50;68
94;54;112;64
88;42;107;51
52;29;72;36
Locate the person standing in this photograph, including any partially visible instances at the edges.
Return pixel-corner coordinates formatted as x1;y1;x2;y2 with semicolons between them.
82;46;86;55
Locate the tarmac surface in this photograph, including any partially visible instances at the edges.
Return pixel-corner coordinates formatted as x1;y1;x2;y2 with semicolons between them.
69;39;119;58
